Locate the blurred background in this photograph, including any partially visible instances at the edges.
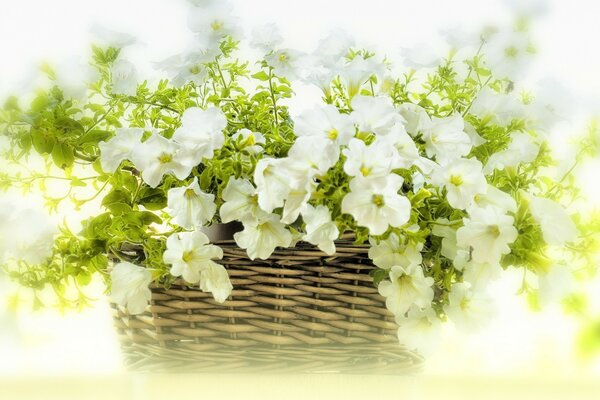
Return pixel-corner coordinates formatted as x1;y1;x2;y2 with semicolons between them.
0;0;599;398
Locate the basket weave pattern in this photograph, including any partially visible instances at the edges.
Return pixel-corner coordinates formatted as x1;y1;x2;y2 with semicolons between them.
113;238;424;373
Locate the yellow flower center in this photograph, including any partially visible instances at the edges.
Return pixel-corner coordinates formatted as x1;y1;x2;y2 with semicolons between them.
189;65;201;75
278;53;288;62
488;224;501;238
184;188;196;198
360;165;372;177
211;20;224;32
505;46;518;58
158;153;173;164
372;194;385;207
460;297;470;311
182;250;195;263
327;128;339;140
449;175;463;186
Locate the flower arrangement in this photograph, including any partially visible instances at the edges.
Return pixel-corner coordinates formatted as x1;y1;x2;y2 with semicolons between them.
1;0;598;356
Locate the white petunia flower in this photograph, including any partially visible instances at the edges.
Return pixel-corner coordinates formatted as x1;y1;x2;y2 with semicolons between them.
287;136;340;176
167;177;216;229
528;196;578;245
131;134;196;188
397;102;431;137
265;48;305;80
232;128;265;154
280;179;315;225
301;204;339;255
444;282;493;331
484;132;539;174
341;175;411;236
315;28;355;64
422;114;472;165
396;306;441;355
110;59;139;96
457;206;518;265
381;124;437;173
110;262;153;315
368;233;423;270
469;87;527;126
234;214;292;260
339;56;385;98
350;95;402;136
293;104;355;146
98;128;144;173
156;50;216;87
250;23;283;52
1;207;57;265
163;231;224;284
484;29;535;80
462;261;503;289
254;158;294;213
172;106;227;161
469;185;517;214
220;177;267;223
342;138;396;179
54;56;99;100
431;219;461;261
431;157;487;210
187;1;241;44
378;264;435;316
199;262;233;303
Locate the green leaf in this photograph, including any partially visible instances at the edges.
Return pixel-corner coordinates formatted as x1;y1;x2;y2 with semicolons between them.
77;129;111;145
102;188;132;214
51;143;75;169
31;128;56;154
137;187;167;210
251;71;270;81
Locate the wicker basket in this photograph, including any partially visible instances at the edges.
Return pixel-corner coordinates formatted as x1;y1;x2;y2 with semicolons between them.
112;234;424;374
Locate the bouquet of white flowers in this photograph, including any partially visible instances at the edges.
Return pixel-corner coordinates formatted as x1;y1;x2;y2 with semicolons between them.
1;0;598;370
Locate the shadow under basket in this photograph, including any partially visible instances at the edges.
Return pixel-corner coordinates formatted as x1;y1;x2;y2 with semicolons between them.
112;237;424;374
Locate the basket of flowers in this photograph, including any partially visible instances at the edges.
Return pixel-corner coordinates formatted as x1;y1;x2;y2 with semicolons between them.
1;1;598;374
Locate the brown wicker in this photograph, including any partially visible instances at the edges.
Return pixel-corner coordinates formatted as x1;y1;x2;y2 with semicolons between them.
112;235;424;374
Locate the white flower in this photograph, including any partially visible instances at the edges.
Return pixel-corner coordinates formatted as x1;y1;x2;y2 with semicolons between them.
342;138;396;179
397;102;431;137
484;132;540;174
199;262;233;303
378;264;434;316
293;104;355;146
156;51;215;87
110;59;138;96
234;214;292;260
381;124;436;172
528;196;578;245
54;56;98;100
172;106;227;161
90;23;137;48
470;185;517;214
315;29;354;64
396;306;441;355
462;261;503;289
368;233;423;270
431;219;460;261
421;114;472;165
163;231;223;284
280;179;315;225
457;206;518;264
187;1;241;43
232;128;265;154
110;262;153;315
265;49;305;80
0;207;57;265
339;56;385;98
287;136;340;176
220;177;267;223
484;30;534;80
250;23;283;52
470;87;527;126
98;128;144;173
131;134;196;188
254;158;294;213
341;175;411;236
350;95;401;136
167;177;216;229
301;204;339;255
431;158;487;210
444;282;493;331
